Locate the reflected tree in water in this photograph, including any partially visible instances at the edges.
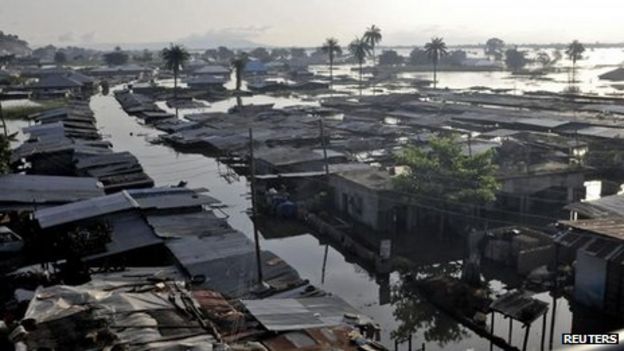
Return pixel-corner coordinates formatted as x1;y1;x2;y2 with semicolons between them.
391;262;470;347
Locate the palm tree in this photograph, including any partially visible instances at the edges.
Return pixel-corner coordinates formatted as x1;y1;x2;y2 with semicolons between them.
349;37;371;95
424;37;448;89
566;40;585;84
363;25;382;66
321;38;342;89
231;53;248;92
161;44;190;101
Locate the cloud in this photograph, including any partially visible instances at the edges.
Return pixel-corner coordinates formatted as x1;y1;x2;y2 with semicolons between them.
80;32;95;43
179;26;271;48
58;32;74;42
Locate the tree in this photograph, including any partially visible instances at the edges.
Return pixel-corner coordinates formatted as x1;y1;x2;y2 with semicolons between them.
0;133;9;174
424;37;448;89
161;44;190;105
54;51;67;65
250;47;271;62
217;46;235;62
103;46;129;66
290;47;307;58
134;49;153;63
484;38;505;60
363;25;382;66
231;53;248;91
378;50;404;66
408;48;429;65
394;135;499;206
536;51;552;69
270;48;290;60
504;48;527;73
349;37;371;96
321;38;342;90
566;40;585;84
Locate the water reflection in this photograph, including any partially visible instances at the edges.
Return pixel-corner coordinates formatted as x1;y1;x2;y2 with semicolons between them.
391;265;471;348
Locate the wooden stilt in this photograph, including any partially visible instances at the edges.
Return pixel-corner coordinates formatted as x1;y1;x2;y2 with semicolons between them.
522;324;531;351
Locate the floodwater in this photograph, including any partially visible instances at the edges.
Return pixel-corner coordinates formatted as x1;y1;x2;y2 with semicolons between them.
84;88;585;350
5;47;624;349
313;47;624;96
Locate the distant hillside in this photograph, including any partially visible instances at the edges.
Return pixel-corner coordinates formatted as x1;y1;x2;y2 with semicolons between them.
0;31;31;57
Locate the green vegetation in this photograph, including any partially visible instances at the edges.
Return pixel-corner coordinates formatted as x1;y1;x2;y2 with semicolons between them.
485;37;505;60
103;46;129;66
505;48;528;73
394;135;499;206
0;134;9;174
321;38;342;89
348;37;371;95
231;53;248;92
566;40;585;84
424;37;448;89
363;25;382;66
161;44;190;100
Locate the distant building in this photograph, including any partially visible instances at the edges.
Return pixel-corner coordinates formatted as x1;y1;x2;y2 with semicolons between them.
185;64;230;89
89;64;153;78
599;67;624;81
244;59;268;75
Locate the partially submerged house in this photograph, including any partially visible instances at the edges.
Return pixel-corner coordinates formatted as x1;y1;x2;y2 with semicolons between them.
254;146;347;174
557;218;624;318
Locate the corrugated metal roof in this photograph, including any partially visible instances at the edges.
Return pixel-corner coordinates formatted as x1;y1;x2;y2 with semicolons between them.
127;187;220;210
489;291;548;324
242;296;367;331
560;218;624;241
146;212;232;238
86;212;162;260
35;191;138;228
0;174;103;205
565;194;624;219
166;233;302;298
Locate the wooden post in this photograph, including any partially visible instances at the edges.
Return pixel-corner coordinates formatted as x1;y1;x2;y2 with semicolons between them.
508;317;513;344
321;244;329;284
408;334;412;351
249;128;263;284
541;311;547;351
522;324;531;351
549;295;557;351
490;312;495;351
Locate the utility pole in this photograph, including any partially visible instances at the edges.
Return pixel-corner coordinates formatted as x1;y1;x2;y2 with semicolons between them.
319;118;330;176
319;118;330;284
248;128;264;285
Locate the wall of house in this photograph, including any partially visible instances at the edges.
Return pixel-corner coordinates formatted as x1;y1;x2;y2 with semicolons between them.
329;176;381;231
575;250;607;309
501;171;585;197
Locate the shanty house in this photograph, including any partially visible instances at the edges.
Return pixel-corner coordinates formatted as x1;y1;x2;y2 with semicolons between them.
557;218;624;317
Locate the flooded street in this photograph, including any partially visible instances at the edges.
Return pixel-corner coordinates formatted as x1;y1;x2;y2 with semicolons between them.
89;89;579;350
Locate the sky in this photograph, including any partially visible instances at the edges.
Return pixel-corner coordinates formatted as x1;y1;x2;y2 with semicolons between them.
1;0;624;49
